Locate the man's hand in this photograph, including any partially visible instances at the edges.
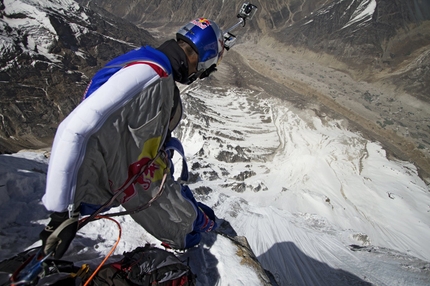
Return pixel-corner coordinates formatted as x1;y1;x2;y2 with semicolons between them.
39;211;79;259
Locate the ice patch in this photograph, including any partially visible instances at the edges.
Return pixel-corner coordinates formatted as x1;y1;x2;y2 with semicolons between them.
342;0;377;29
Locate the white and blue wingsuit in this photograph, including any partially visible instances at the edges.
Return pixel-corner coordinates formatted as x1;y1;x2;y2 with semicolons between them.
42;18;226;249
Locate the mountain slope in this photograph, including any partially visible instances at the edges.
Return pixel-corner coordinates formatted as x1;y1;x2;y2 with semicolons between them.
1;0;429;179
2;0;429;181
174;79;430;285
1;81;429;284
77;0;430;99
278;0;430;95
1;1;430;285
0;0;157;153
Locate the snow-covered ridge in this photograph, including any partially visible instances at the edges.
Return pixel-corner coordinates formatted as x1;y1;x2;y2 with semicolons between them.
1;83;430;285
1;0;89;62
176;85;430;285
343;0;377;29
1;0;137;69
310;0;377;30
1;0;430;285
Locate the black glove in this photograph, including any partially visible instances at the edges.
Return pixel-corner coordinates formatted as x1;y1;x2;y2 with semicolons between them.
199;64;217;79
39;211;79;259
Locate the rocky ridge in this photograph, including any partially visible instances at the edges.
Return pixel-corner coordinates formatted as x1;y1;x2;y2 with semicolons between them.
85;0;430;180
0;0;157;153
1;0;430;180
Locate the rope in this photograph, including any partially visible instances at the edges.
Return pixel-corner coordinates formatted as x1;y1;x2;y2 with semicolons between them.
82;216;122;286
78;151;162;230
10;153;166;285
106;171;168;217
78;157;167;285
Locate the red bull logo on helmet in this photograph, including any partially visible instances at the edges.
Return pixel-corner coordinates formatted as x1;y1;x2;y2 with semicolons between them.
192;18;211;29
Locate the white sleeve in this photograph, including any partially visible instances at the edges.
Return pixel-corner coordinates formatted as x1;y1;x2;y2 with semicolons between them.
42;64;160;212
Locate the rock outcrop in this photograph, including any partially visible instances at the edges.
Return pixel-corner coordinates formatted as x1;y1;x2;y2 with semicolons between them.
0;0;157;153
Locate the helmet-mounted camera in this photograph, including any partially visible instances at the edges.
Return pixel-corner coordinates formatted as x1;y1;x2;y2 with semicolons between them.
237;3;258;21
223;3;258;50
176;2;257;84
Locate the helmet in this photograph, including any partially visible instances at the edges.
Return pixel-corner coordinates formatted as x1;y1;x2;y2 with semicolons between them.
177;18;224;74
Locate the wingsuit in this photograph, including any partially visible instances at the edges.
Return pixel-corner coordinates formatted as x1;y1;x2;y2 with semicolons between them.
41;18;225;258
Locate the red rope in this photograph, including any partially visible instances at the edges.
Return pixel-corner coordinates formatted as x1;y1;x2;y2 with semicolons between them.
82;215;122;286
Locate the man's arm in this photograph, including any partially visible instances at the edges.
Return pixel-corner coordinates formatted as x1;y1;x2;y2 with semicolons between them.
42;64;163;213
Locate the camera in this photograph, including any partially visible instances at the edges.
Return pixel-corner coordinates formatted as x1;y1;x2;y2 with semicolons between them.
238;3;257;20
223;3;257;50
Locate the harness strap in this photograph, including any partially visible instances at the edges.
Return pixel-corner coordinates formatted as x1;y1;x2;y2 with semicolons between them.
78;152;162;229
79;138;188;225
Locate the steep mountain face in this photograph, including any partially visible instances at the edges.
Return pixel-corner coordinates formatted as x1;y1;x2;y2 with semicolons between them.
0;0;157;153
75;0;332;36
278;0;430;97
55;0;430;178
1;0;430;177
78;0;430;98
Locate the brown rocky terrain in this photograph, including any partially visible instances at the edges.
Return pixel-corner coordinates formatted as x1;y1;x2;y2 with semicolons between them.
233;38;430;182
1;0;430;182
76;0;430;183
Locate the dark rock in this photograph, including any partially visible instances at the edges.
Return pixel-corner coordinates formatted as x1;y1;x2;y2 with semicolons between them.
1;0;429;159
0;1;158;153
233;170;256;181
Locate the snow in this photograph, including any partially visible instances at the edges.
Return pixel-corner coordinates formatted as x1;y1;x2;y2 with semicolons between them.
0;34;14;58
1;83;430;285
1;0;90;63
342;0;377;29
2;0;59;62
177;86;430;285
0;0;430;285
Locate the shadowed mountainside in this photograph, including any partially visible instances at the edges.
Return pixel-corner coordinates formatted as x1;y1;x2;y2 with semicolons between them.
0;1;158;152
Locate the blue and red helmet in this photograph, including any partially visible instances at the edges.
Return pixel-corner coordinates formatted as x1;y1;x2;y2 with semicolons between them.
177;18;224;74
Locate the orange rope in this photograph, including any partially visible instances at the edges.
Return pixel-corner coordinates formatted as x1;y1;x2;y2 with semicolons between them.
82;215;122;286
